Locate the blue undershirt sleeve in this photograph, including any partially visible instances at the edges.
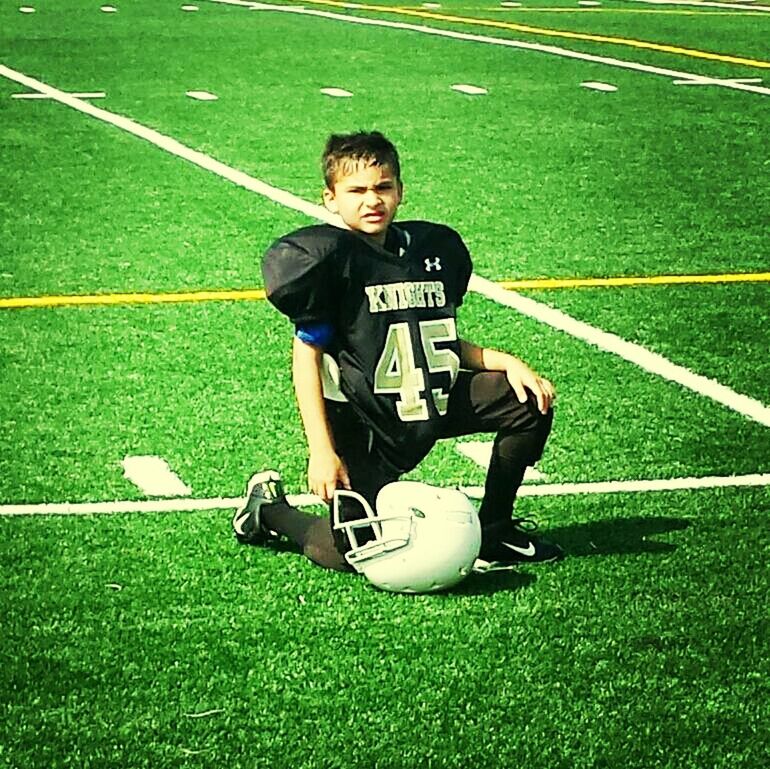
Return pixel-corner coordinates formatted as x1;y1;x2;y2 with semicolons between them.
295;322;334;349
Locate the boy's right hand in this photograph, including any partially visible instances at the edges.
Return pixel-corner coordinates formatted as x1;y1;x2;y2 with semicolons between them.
308;449;351;503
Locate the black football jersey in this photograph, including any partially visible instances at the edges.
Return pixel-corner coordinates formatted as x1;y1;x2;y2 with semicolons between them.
262;222;473;472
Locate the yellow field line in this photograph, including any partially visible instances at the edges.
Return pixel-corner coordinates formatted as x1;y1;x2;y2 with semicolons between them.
297;0;770;68
0;288;267;310
498;272;770;290
485;8;766;14
2;273;768;309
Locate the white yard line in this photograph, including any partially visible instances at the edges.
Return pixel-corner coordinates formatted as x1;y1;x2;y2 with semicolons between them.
12;91;106;99
0;66;339;226
469;274;770;428
627;0;770;12
122;456;192;496
0;493;317;517
2;63;768;429
2;473;768;516
208;0;770;97
517;473;770;497
673;77;764;86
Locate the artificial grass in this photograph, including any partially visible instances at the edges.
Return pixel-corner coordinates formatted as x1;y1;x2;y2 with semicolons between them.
1;485;767;768
535;283;770;405
3;0;768;287
2;3;768;768
2;293;767;508
0;301;301;504
0;85;305;298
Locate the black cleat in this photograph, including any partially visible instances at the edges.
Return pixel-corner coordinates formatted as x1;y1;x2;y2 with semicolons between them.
232;470;285;545
474;518;564;571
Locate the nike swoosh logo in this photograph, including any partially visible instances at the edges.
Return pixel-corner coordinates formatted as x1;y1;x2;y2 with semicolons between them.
501;540;536;557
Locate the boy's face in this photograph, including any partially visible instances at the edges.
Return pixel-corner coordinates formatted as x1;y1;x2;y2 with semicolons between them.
323;161;403;245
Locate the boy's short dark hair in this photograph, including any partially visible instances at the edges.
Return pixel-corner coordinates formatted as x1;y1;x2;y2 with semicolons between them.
322;131;401;189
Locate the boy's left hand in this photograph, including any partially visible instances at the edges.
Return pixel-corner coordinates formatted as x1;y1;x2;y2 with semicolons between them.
505;359;555;415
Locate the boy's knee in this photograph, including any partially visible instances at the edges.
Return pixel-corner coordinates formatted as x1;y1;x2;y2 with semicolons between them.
535;404;554;439
524;404;553;461
504;387;554;434
496;405;553;465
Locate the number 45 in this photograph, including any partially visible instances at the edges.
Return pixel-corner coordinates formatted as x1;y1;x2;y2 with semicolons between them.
374;318;460;422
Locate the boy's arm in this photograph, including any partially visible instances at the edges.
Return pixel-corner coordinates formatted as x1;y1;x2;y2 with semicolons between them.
292;337;351;502
459;338;555;415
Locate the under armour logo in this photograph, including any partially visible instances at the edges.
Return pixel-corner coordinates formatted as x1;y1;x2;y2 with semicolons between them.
424;257;442;272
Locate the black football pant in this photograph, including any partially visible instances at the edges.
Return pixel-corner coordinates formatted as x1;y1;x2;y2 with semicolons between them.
262;370;553;571
331;368;552;522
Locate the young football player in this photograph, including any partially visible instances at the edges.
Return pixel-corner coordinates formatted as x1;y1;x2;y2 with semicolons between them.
233;131;562;572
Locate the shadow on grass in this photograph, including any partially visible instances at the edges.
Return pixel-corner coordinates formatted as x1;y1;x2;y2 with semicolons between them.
452;516;691;595
237;517;690;595
546;516;690;558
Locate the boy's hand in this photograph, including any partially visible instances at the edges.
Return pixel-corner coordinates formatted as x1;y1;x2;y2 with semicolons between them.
308;449;351;503
505;359;555;415
459;339;555;415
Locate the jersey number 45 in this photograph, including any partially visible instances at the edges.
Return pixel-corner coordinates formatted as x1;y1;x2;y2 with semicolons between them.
374;318;460;422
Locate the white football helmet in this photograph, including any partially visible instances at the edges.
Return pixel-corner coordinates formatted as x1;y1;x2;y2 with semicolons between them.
332;481;481;594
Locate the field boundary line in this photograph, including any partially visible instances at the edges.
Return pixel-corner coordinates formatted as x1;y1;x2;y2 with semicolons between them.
3;272;770;310
207;0;770;94
2;64;768;428
495;272;770;290
628;0;770;12
2;473;768;516
494;8;769;14
0;288;268;309
262;0;770;68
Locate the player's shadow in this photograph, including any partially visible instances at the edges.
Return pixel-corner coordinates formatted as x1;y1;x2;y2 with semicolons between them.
242;517;689;595
449;516;690;595
545;515;690;558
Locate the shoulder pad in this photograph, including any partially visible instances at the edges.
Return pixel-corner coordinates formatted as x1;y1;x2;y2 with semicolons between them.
262;225;350;325
397;220;457;238
277;224;354;254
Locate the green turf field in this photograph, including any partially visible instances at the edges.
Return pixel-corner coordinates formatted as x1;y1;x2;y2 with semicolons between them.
1;1;768;767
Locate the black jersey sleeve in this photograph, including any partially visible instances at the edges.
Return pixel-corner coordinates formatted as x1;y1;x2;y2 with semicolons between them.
261;225;344;326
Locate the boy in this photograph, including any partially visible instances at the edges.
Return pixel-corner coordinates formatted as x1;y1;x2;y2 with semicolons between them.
233;131;562;572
